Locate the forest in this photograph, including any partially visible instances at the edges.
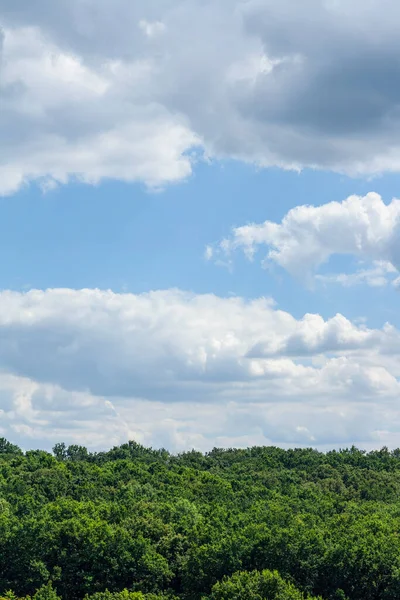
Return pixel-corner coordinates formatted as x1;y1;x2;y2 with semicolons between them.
2;438;400;600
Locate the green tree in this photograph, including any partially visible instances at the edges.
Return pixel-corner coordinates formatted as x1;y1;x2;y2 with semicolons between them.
209;569;321;600
0;439;22;455
33;582;60;600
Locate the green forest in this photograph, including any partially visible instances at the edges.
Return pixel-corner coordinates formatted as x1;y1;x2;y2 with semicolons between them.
2;439;400;600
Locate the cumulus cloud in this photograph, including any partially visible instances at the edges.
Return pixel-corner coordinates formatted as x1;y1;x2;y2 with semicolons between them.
0;287;400;450
317;261;400;288
0;23;198;195
1;375;392;453
0;372;130;450
210;192;400;283
4;1;400;193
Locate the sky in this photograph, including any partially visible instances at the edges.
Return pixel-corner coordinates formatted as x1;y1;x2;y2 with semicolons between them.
1;0;400;453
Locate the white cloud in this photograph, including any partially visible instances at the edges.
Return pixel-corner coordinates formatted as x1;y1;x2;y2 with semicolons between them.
210;192;400;283
139;20;166;38
0;372;130;450
317;261;399;288
4;1;400;193
0;25;198;195
204;245;213;261
0;287;400;450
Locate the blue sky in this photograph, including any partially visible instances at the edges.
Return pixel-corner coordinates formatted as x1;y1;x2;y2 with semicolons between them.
2;0;400;452
4;166;400;326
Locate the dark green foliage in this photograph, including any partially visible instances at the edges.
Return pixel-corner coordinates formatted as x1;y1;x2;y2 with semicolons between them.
2;441;400;600
0;438;23;456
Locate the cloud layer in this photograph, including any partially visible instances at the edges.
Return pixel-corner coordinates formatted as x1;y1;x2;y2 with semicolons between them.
0;287;400;451
4;1;400;193
209;192;400;285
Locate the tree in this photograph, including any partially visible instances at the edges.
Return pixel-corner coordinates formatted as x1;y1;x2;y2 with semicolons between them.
33;582;60;600
209;569;322;600
52;444;67;462
0;439;22;455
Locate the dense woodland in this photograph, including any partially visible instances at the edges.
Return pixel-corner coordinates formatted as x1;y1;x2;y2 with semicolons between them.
2;439;400;600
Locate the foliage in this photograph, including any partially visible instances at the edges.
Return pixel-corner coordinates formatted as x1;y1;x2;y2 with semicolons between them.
208;569;322;599
2;441;400;599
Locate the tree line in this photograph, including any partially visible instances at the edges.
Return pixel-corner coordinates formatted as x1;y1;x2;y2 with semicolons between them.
2;438;400;599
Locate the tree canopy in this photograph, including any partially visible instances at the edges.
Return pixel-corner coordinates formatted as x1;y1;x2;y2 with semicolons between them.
1;438;400;600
